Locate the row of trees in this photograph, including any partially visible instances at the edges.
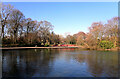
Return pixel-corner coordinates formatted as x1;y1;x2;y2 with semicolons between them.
0;4;119;49
0;4;60;47
64;17;119;49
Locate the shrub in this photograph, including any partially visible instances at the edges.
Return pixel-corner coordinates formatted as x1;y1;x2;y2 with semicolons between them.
100;40;114;49
44;43;49;47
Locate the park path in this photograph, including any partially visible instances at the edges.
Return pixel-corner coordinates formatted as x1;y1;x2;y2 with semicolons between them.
0;46;79;50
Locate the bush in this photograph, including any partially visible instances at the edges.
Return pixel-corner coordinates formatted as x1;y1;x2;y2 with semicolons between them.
44;43;49;47
100;40;114;49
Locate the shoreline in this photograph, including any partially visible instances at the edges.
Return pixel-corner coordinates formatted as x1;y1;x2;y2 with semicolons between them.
0;46;79;50
0;46;119;51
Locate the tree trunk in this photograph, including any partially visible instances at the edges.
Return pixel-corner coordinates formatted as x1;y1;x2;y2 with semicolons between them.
2;25;4;39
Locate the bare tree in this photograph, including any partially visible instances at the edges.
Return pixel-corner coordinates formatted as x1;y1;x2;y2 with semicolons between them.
38;21;54;45
0;4;13;39
104;17;119;47
7;9;25;44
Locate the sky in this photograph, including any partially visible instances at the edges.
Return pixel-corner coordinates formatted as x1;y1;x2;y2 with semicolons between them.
4;2;118;36
2;0;119;2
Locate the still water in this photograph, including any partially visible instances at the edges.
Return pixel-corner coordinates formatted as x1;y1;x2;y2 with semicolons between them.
2;48;118;77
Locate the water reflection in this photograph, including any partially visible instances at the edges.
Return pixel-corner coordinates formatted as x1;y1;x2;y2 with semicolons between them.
2;49;60;77
2;49;118;77
0;51;2;79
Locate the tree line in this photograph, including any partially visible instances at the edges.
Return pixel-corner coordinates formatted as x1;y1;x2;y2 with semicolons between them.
0;4;60;47
0;4;119;49
64;17;119;49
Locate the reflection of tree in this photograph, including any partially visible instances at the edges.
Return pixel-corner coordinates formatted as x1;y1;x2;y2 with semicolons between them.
2;49;60;77
66;53;86;64
86;52;103;77
65;50;118;77
2;49;118;77
0;52;2;79
64;50;86;64
74;54;85;63
86;51;118;77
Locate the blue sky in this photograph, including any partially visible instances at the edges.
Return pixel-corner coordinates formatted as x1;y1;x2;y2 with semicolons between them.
4;2;118;36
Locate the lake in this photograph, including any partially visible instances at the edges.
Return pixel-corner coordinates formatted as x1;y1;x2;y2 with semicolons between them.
2;48;118;78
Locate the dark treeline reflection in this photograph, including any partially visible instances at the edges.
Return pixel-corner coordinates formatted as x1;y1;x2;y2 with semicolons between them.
2;49;60;77
2;49;118;77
